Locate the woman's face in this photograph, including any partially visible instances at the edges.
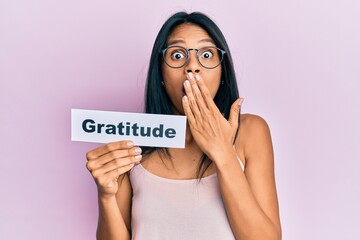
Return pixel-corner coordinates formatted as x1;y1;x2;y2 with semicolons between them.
162;23;222;115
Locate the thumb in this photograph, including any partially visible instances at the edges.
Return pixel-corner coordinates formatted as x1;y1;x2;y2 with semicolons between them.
228;97;244;127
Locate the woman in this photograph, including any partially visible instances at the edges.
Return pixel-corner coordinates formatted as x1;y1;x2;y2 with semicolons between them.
86;12;282;240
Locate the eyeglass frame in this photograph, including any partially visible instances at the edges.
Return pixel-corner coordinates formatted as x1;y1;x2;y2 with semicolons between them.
160;45;226;69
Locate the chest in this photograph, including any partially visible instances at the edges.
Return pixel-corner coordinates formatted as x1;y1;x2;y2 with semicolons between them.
130;167;235;239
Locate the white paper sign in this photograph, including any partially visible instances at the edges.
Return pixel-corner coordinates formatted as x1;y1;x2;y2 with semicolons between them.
71;109;187;148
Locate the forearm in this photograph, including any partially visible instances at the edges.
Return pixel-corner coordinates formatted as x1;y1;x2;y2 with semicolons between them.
97;195;131;240
215;152;280;240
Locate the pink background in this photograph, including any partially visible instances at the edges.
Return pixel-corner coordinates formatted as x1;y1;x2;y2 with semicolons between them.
1;0;359;239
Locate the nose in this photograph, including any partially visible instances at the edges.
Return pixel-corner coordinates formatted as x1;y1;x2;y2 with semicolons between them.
184;50;200;74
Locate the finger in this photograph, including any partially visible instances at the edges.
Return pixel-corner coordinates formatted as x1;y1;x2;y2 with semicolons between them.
87;147;142;171
92;155;141;178
182;95;196;124
86;140;135;160
195;74;219;112
183;80;202;118
99;163;135;188
228;98;244;128
110;163;135;180
187;73;208;114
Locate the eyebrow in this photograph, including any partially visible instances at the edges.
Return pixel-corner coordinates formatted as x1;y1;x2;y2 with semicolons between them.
167;38;215;46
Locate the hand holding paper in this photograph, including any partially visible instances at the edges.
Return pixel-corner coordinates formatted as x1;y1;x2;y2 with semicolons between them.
72;109;188;195
86;140;142;197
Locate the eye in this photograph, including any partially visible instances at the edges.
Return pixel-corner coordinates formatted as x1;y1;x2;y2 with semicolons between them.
171;51;186;60
201;50;213;59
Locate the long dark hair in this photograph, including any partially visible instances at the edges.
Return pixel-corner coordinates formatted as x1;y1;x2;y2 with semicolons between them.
142;12;240;179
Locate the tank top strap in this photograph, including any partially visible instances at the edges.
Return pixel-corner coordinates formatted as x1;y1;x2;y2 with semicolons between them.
233;145;245;171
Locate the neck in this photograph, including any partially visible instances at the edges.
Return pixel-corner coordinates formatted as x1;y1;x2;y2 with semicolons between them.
168;122;202;158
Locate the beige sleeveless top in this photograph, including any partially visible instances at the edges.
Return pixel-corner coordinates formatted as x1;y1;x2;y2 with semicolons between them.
129;157;245;240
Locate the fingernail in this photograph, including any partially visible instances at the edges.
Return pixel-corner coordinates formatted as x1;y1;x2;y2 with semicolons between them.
187;72;194;80
183;95;188;102
184;80;190;87
195;75;200;81
127;141;134;147
135;147;142;153
135;155;142;160
238;98;244;106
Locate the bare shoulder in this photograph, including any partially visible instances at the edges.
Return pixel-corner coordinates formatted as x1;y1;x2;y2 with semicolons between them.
236;113;273;164
239;113;271;138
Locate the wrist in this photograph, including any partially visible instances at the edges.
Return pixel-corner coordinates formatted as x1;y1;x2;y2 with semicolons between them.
98;193;116;203
210;145;237;168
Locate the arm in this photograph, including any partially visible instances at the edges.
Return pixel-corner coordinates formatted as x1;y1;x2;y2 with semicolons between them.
86;141;141;240
215;115;281;240
97;174;132;240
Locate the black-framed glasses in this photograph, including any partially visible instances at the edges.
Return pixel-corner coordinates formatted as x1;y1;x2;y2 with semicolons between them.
161;46;226;69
